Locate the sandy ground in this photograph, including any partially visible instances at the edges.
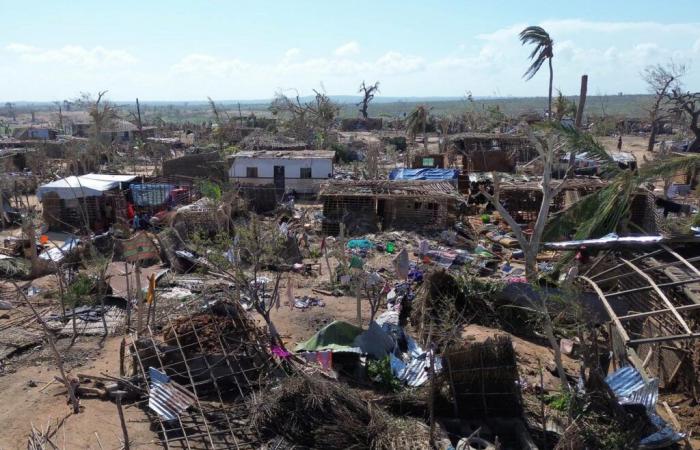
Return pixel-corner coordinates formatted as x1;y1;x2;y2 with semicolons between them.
599;134;653;167
0;336;159;449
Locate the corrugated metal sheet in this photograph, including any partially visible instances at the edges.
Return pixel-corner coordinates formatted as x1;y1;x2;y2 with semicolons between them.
148;367;196;421
605;366;685;449
605;366;658;412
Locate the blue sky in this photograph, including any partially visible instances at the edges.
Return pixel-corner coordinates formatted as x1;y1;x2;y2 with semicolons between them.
1;0;699;101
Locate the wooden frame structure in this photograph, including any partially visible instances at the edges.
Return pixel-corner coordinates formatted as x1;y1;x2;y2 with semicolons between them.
126;298;278;449
579;243;700;384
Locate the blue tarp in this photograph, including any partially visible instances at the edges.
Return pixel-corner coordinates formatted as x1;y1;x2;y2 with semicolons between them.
131;184;173;206
388;168;459;181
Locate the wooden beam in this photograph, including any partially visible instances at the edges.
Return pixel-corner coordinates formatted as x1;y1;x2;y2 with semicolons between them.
661;244;700;278
594;254;700;285
579;275;648;379
619;303;700;321
621;259;693;334
606;277;700;298
628;333;700;346
589;249;664;281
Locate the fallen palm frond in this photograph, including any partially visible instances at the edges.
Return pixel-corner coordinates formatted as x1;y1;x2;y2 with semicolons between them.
250;374;431;449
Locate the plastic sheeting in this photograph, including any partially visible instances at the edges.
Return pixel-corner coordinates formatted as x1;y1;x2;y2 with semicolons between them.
131;183;173;206
37;173;136;200
389;168;459;181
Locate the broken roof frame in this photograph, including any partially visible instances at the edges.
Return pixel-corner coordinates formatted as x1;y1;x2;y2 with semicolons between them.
127;299;278;449
319;180;463;202
578;242;700;377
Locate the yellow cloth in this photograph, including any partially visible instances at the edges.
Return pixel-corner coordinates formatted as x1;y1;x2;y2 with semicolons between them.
145;274;156;304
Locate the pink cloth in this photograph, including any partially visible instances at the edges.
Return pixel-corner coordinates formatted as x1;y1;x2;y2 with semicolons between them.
271;346;292;359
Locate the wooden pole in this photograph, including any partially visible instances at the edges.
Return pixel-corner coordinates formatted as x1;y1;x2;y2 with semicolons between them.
355;278;362;327
124;261;131;330
113;390;130;450
575;74;588;129
135;260;143;336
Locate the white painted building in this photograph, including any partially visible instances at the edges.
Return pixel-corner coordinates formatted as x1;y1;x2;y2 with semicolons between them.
228;150;334;194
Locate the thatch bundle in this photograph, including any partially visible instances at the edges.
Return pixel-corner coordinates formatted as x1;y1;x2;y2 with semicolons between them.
251;374;431;449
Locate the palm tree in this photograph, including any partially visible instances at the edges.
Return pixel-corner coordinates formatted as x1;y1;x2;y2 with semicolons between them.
520;26;554;120
406;105;431;153
544;127;700;241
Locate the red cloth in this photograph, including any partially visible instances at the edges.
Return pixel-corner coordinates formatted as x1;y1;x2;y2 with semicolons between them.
127;203;135;220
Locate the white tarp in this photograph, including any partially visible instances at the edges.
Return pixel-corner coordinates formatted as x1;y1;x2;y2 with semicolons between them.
37;173;136;200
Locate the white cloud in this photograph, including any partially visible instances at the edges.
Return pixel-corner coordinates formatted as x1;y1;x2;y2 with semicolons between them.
284;48;301;59
6;42;137;68
334;41;360;56
172;54;251;76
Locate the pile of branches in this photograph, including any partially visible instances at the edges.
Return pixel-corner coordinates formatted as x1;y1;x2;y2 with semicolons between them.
251;374;431;449
162;301;269;356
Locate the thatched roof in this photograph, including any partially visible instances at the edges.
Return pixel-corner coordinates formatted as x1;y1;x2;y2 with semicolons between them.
240;130;307;151
319;180;462;201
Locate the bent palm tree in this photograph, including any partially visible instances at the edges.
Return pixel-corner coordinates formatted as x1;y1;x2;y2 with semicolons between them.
520;26;554;120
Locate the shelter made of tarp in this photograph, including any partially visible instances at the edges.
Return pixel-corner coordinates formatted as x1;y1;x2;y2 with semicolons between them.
37;173;136;200
131;183;173;207
295;320;364;353
389;168;459;181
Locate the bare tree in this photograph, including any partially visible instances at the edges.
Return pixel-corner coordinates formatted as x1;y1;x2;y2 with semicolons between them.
357;81;380;119
4;102;16;121
642;61;686;152
270;88;339;148
668;88;700;153
481;128;573;280
78;91;118;142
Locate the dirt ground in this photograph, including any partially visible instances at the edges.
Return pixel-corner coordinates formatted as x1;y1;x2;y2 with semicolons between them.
598;134;652;167
0;335;159;449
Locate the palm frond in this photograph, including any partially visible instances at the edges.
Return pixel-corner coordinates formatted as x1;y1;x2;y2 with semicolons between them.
544;173;636;241
637;154;700;182
520;26;553;80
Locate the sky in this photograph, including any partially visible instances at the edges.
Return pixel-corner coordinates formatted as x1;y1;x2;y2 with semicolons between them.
1;0;699;101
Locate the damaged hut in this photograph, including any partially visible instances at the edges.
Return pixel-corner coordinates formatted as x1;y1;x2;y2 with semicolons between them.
37;173;136;232
450;132;536;171
320;180;462;235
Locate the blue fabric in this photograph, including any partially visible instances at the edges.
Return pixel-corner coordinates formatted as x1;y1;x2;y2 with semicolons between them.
388;168;459;181
131;184;173;206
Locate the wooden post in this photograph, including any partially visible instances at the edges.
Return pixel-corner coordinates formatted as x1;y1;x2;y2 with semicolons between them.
135;261;143;336
575;74;588;129
113;390;130;450
356;277;362;327
427;323;435;448
124;261;131;330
